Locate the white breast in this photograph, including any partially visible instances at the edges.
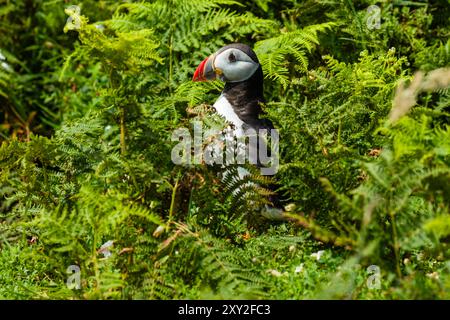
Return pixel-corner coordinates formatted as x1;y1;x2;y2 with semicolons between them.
213;95;245;137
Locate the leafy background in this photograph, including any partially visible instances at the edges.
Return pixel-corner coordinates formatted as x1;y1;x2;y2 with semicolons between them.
0;0;449;299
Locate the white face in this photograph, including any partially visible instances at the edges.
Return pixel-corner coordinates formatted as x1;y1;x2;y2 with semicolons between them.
213;48;259;83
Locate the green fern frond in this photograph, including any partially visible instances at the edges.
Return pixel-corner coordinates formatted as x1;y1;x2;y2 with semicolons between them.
255;22;335;87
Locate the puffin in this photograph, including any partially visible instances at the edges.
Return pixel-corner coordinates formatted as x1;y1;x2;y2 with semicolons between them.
192;43;286;220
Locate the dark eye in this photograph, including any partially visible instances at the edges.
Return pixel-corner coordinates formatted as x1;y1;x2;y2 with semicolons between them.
228;52;236;63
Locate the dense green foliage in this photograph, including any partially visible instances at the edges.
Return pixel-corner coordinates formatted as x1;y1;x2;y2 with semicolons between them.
1;0;449;299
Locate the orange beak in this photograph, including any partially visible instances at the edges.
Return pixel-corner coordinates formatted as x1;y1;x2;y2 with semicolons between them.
193;55;216;82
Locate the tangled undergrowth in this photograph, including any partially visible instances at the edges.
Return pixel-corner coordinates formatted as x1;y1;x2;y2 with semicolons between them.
1;0;449;299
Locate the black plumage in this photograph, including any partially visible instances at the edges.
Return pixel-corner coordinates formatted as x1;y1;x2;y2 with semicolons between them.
193;43;287;216
218;44;284;210
219;44;274;131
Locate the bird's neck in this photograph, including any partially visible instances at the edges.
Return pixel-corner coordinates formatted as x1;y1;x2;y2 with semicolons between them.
222;66;264;103
222;66;273;129
221;66;266;126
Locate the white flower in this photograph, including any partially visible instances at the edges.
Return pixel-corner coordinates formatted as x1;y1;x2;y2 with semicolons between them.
95;24;105;31
426;272;439;280
267;269;282;277
294;264;304;273
152;225;165;238
289;245;296;252
310;250;325;261
1;62;12;72
0;52;5;61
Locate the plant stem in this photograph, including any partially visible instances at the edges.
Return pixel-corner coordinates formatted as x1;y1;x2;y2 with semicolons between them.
168;178;179;223
168;0;174;93
92;229;101;294
168;34;173;94
120;107;126;155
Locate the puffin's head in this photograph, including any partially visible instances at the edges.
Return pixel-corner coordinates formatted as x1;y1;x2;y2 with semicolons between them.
193;43;260;83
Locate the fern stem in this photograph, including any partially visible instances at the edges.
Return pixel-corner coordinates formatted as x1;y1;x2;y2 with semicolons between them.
187;185;194;216
168;1;174;94
92;228;101;294
169;33;173;94
120;107;126;155
168;178;179;222
25;125;30;142
108;68;126;156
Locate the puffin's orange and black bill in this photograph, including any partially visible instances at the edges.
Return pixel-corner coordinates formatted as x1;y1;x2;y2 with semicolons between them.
193;55;216;82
